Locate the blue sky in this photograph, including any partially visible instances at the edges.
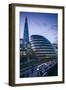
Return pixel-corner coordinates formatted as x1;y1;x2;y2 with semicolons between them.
20;12;58;44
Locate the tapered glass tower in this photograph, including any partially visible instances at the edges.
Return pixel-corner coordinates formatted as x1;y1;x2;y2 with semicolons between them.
23;17;29;49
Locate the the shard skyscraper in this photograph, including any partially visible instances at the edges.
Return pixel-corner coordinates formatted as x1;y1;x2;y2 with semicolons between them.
23;17;29;49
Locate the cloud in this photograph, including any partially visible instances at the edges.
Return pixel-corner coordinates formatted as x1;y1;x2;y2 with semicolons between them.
50;24;57;30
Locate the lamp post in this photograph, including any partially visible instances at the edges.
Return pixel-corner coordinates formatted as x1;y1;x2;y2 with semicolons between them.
37;68;40;77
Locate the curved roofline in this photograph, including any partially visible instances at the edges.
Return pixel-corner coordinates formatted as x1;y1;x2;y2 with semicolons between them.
30;35;51;45
30;35;56;52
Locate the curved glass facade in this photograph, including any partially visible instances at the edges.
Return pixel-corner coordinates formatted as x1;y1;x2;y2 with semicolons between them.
30;35;57;60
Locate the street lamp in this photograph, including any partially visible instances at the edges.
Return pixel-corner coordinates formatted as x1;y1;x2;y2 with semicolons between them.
37;67;40;77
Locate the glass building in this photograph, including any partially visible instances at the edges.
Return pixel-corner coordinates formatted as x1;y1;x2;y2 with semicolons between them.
23;17;29;49
30;35;57;61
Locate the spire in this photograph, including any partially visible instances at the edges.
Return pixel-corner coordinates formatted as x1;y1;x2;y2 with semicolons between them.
23;17;29;48
25;16;27;22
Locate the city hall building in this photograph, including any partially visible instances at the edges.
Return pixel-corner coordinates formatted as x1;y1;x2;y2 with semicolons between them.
30;35;57;61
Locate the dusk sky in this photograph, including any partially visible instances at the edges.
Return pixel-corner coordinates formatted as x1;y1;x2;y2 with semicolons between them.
20;12;58;44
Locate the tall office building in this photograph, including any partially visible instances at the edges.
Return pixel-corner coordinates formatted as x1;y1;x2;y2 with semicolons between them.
23;17;29;49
